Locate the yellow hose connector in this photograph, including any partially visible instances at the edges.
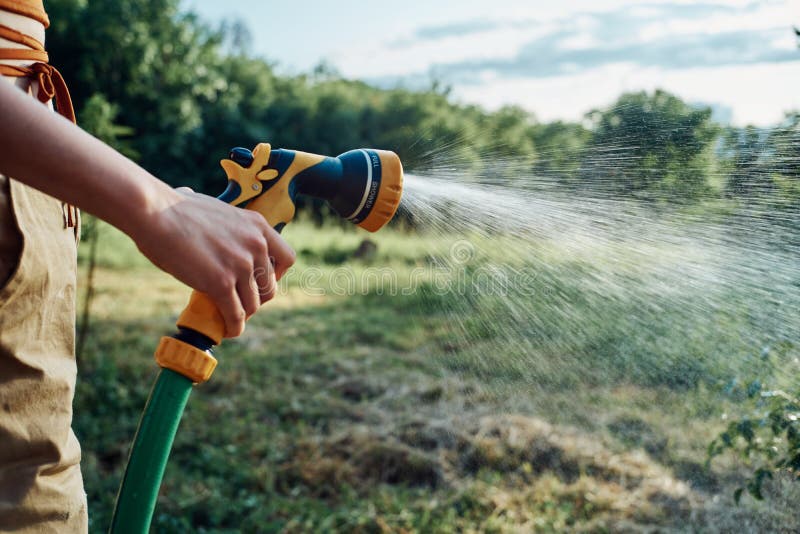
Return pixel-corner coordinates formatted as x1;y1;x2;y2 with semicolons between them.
154;336;218;384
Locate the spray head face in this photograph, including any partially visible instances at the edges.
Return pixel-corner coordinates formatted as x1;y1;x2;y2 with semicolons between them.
218;144;404;232
300;148;404;232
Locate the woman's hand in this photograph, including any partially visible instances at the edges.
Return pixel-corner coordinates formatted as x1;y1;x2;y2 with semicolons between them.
131;187;295;338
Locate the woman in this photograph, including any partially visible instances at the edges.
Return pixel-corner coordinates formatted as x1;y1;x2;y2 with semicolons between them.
0;1;295;530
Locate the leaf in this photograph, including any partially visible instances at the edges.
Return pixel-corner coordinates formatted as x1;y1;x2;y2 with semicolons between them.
707;439;721;460
737;419;755;443
747;380;762;398
788;424;800;449
721;431;733;447
768;408;790;434
788;452;800;470
747;480;764;501
746;468;774;501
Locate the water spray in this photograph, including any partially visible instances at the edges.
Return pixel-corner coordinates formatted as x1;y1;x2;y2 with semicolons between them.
109;143;403;533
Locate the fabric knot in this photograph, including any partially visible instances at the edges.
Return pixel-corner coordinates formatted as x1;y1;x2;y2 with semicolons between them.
29;62;75;123
31;62;54;100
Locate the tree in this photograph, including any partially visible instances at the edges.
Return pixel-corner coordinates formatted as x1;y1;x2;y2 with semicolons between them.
47;0;229;190
721;126;772;199
721;114;800;224
584;90;718;202
530;121;591;188
767;112;800;214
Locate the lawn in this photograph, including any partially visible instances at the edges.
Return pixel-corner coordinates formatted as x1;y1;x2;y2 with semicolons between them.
75;217;799;533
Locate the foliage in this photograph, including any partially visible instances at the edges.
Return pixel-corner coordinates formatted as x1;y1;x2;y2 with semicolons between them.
530;120;591;185
77;94;136;157
721;113;800;220
45;0;540;198
708;341;800;502
585;90;719;201
767;113;800;213
47;0;229;186
43;0;800;213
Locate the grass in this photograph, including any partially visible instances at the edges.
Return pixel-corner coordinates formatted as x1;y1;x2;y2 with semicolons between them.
74;217;799;532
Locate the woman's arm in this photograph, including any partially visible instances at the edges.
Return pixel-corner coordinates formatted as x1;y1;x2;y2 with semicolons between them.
0;80;295;338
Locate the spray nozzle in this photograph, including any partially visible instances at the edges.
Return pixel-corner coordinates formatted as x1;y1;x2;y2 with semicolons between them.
217;142;404;233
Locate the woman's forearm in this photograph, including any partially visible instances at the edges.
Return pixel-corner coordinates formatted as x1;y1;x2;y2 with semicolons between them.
0;80;179;239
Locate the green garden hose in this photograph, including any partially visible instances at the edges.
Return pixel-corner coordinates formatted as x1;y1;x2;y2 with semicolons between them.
110;369;192;533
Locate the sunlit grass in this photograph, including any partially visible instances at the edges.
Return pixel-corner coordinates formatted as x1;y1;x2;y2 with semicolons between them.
74;216;798;532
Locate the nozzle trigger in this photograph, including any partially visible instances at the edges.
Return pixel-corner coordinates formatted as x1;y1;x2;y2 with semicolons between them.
217;143;273;205
229;147;254;168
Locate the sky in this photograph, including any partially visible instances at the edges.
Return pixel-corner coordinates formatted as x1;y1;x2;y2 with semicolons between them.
185;0;800;126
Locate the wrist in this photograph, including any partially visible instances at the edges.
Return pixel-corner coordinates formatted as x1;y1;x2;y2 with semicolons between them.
117;170;183;246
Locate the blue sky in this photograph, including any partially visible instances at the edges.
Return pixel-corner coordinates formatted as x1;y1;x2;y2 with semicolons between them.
185;0;799;126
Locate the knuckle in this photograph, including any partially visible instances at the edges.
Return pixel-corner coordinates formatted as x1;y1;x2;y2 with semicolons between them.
260;277;277;302
244;300;258;316
233;254;253;275
228;322;244;338
263;222;279;237
252;264;269;282
251;236;268;255
216;275;235;294
247;211;266;227
261;286;276;302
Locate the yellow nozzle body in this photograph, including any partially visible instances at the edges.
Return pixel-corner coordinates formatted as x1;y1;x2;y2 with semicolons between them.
217;143;403;233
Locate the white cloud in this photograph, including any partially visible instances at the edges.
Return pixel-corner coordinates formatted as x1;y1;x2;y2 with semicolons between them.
638;3;794;40
454;61;800;126
328;0;799;125
332;21;554;79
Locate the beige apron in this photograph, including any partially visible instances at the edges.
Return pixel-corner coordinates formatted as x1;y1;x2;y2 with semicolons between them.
0;175;87;530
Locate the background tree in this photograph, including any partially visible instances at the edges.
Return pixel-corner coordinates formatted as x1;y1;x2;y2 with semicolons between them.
530;121;591;190
584;90;718;201
43;0;794;212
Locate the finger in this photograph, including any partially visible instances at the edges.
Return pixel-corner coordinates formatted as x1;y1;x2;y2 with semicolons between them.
252;252;275;304
175;186;194;195
264;226;296;280
254;257;277;304
215;286;246;338
236;271;260;319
